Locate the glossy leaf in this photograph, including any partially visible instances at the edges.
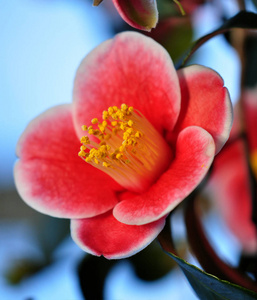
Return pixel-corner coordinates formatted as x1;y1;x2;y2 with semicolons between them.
158;211;257;300
164;251;257;300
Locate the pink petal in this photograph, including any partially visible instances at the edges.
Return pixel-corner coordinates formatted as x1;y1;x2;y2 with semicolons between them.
14;105;122;219
112;0;158;31
71;210;166;259
168;65;233;154
73;31;180;139
113;126;215;225
209;139;257;253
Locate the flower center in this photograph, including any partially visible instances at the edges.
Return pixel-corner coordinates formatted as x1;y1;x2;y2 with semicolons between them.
78;104;172;193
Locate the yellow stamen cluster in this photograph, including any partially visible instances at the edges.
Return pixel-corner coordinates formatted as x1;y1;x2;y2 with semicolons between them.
78;103;172;192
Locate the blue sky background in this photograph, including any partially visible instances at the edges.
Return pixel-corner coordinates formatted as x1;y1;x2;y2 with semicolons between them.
0;0;255;299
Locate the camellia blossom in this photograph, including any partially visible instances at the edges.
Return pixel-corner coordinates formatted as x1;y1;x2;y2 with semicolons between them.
14;32;232;259
207;89;257;254
93;0;158;31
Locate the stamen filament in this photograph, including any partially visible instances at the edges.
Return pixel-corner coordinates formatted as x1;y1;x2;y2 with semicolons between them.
78;104;172;193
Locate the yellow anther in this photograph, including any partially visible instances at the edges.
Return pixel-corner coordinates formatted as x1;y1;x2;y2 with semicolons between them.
128;120;133;127
102;120;108;127
116;153;123;160
119;145;125;152
120;123;126;131
132;138;137;146
123;132;130;140
78;103;173;195
102;111;109;120
108;107;114;114
117;111;125;120
80;136;90;144
135;131;142;138
111;113;118;120
99;126;105;133
78;150;85;157
89;148;96;154
126;128;133;134
99;144;107;151
121;104;128;111
103;162;110;168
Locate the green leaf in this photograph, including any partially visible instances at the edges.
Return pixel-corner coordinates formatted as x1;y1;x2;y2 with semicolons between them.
158;209;257;300
182;11;257;66
166;252;257;300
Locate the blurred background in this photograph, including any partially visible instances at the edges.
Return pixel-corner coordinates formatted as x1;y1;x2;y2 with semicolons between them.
0;0;256;299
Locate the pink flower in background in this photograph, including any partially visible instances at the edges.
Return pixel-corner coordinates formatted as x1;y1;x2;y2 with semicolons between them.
14;32;232;259
208;89;257;254
94;0;158;31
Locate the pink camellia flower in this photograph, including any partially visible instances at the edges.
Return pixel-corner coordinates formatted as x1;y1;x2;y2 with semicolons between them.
207;89;257;254
14;32;232;259
93;0;158;31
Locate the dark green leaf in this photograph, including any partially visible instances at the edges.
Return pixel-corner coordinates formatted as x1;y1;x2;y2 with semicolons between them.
166;252;257;300
158;208;257;300
182;11;257;66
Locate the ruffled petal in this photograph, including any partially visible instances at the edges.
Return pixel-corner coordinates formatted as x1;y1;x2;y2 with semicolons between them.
112;0;158;31
168;65;232;154
14;105;122;219
71;210;166;259
113;126;215;225
209;139;257;253
73;31;180;139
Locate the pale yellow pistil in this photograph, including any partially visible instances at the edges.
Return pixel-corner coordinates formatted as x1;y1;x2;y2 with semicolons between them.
78;104;172;193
